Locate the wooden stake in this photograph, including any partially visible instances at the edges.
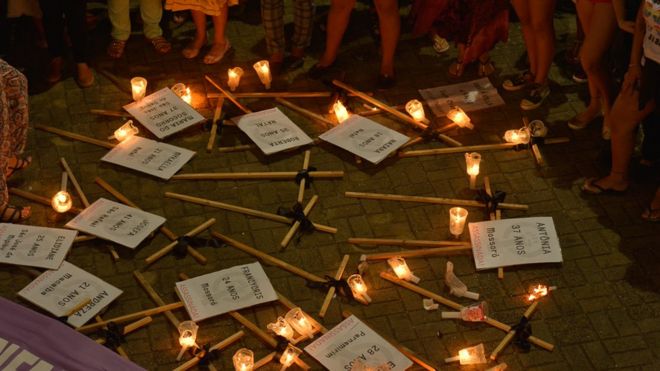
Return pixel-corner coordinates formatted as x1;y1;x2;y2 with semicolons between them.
276;98;335;128
208;92;334;99
319;255;350;318
206;97;224;152
65;298;92;317
77;302;185;333
349;237;470;248
380;272;554;351
276;290;328;334
90;109;127;118
73;235;97;243
144;219;215;265
297;151;311;204
254;352;276;369
205;75;252;114
94;177;178;241
400;137;570;158
165;192;337;234
280;195;319;249
96;316;153;345
345;191;528;211
490;301;539;361
484;176;504;279
35;124;116;149
217;143;257;153
342;311;439;371
171;170;344;180
173;331;245;371
133;271;183;329
331;80;461;147
361;246;472;261
9;188;83;214
211;231;326;283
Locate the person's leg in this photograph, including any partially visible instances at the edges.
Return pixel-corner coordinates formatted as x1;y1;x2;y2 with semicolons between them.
316;0;356;67
511;0;536;76
291;0;314;58
261;0;286;63
38;0;66;82
373;0;399;77
204;5;230;64
63;0;94;86
641;186;660;220
140;0;164;39
528;0;556;85
183;10;207;58
449;43;466;77
107;0;131;41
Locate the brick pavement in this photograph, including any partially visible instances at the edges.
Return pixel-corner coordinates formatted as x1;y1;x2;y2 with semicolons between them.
2;3;660;371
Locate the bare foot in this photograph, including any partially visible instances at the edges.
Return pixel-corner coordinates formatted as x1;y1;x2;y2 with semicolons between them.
182;35;206;59
76;63;94;88
47;57;64;83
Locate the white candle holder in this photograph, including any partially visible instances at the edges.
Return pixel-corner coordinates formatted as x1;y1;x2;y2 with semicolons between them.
284;308;314;338
130;77;147;101
232;348;254;371
228;67;244;91
445;343;486;365
464;152;481;189
279;343;302;369
113;120;139;142
347;274;371;303
253;60;272;89
387;257;420;283
449;207;468;238
446;106;473;129
176;320;198;360
51;172;72;213
503;128;531;144
267;316;295;340
405;99;426;122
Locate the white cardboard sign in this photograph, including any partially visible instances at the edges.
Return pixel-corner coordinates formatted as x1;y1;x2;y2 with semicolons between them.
0;224;77;270
18;261;123;328
176;262;278;322
234;108;313;154
419;77;505;116
319;115;409;164
65;198;165;249
101;136;195;179
123;88;205;139
305;315;413;371
469;217;563;270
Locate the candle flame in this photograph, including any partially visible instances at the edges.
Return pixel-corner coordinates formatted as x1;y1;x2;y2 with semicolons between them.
51;191;72;213
182;87;192;105
527;284;555;301
179;331;196;347
405;100;426;122
333;100;350;123
447;107;473;129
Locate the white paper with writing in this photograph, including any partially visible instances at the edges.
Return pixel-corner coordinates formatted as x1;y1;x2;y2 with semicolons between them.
469;217;563;270
18;261;123;328
319;115;409;164
123;88;205;139
419;77;505;116
0;224;77;270
305;315;412;371
234;108;313;154
65;198;165;249
175;262;278;322
101;136;195;179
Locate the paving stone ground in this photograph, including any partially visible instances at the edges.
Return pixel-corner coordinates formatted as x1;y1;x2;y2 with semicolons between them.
2;2;660;370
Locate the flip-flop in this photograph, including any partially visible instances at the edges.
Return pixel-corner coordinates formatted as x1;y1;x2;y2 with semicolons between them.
0;204;30;223
642;207;660;222
6;156;32;179
581;178;627;195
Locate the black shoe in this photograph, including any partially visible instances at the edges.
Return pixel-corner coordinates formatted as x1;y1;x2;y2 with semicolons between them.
283;55;304;72
377;74;395;89
307;62;335;79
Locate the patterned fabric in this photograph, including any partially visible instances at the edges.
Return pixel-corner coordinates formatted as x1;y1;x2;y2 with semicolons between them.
261;0;314;55
0;60;29;207
165;0;238;16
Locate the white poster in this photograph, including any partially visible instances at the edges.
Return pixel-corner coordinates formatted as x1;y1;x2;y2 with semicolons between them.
0;224;77;270
123;88;205;139
101;136;195;179
175;262;278;322
18;261;123;328
319;115;409;164
234;108;313;154
65;198;165;249
305;315;412;371
469;217;563;270
419;77;505;116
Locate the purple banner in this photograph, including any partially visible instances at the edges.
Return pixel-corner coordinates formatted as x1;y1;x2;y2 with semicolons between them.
0;297;145;371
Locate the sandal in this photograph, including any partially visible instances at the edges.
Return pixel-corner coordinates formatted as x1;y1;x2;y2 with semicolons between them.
641;206;660;222
0;204;30;223
107;39;127;59
448;60;464;78
6;156;32;179
581;177;628;195
147;36;172;54
203;39;231;65
478;58;495;77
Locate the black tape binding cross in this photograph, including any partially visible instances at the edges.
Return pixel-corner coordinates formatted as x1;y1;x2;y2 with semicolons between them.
274;335;290;352
511;316;532;352
420;120;443;140
306;275;355;302
476;189;507;215
102;322;125;350
277;203;314;242
194;344;217;369
295;166;317;189
173;236;221;259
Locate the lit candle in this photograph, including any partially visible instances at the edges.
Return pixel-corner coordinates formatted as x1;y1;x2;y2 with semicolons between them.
449;207;468;238
441;301;488;322
232;348;254;371
130;77;147;101
228;67;244;91
347;274;371;303
267;316;295;341
253;60;272;89
387;257;420;283
51;172;72;213
464;152;481;189
405;99;426;122
333;100;350;123
284;308;314;338
176;320;198;360
171;83;192;105
279;343;302;369
503;128;531;144
446;107;473;129
444;343;487;365
529;120;547;137
113;120;139;142
181;87;192;105
527;284;556;301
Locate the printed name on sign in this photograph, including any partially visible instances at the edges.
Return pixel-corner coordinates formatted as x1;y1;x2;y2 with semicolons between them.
469;217;563;270
234;108;313;155
0;224;77;270
418;77;505;116
101;136;195;179
319;115;409;164
65;198;165;249
18;261;123;328
123;88;205;139
175;262;278;322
